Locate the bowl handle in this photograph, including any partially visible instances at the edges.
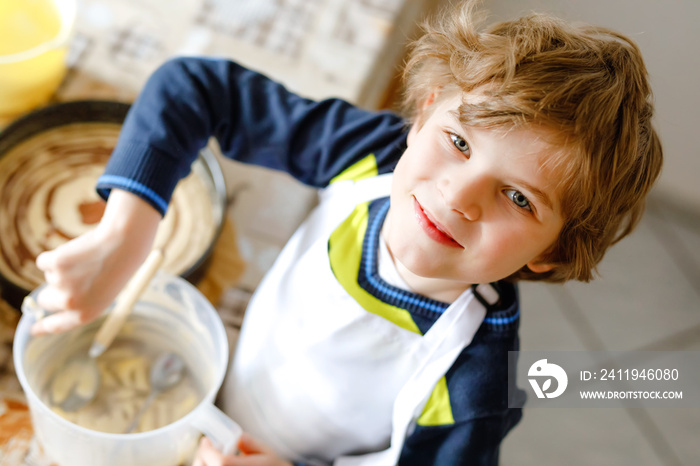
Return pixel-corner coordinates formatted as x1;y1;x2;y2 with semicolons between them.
190;402;242;456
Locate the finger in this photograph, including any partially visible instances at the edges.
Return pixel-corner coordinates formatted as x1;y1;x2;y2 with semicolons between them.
36;286;72;312
35;249;58;272
42;269;77;289
192;439;206;466
43;269;62;286
237;433;274;456
36;232;104;274
38;248;96;287
197;437;227;466
30;310;86;336
222;455;286;466
199;437;256;466
192;437;207;466
36;285;102;315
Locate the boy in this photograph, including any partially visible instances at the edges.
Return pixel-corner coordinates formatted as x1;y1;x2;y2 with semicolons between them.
32;1;662;464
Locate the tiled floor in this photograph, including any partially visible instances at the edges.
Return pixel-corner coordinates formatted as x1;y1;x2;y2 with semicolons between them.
500;194;700;465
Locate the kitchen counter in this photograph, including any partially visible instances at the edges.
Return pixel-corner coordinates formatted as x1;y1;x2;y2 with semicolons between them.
58;0;429;108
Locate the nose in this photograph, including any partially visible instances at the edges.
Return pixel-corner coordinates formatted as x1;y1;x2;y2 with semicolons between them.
438;169;489;221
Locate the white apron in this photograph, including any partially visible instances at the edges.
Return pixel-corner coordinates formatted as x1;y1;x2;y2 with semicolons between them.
220;174;490;466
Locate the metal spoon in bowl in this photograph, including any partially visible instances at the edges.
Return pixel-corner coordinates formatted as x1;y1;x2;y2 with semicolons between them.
125;352;185;433
25;248;164;412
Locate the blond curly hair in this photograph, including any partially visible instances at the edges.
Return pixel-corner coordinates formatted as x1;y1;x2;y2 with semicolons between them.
401;0;663;282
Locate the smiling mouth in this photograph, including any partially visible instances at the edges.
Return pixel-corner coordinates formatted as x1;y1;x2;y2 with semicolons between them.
413;197;464;248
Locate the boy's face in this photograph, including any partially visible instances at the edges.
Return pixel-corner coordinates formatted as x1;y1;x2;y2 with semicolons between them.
384;93;565;289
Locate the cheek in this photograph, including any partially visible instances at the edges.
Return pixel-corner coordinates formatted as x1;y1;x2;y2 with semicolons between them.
399;145;440;181
392;151;418;190
477;222;529;258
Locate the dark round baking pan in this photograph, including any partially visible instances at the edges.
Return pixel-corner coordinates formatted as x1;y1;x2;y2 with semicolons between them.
0;100;227;310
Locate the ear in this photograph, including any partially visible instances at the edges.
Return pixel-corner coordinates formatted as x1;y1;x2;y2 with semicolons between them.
408;89;440;146
526;259;555;274
422;89;439;109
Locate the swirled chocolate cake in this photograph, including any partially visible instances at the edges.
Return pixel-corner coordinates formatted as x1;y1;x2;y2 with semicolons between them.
0;123;218;292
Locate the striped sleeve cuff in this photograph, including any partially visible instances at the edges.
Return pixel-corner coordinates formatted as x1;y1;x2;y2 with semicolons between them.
96;175;169;216
96;142;193;217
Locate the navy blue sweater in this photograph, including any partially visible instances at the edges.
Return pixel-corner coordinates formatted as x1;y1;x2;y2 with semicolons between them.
96;57;525;466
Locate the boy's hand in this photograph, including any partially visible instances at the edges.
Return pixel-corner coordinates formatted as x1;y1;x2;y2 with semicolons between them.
193;434;293;466
30;189;161;335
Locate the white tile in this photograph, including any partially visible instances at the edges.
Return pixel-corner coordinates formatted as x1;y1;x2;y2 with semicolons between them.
517;282;589;351
501;407;661;465
646;205;700;287
640;337;700;466
562;218;700;351
671;221;700;277
646;194;700;238
643;407;700;465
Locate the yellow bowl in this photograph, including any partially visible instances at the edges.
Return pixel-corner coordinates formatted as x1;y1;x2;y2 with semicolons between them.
0;0;76;121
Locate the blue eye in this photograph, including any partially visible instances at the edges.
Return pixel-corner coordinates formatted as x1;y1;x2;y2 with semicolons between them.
506;189;531;211
449;133;470;156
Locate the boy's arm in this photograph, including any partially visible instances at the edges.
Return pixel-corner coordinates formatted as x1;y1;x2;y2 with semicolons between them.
33;57;406;334
32;189;160;335
96;57;407;215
